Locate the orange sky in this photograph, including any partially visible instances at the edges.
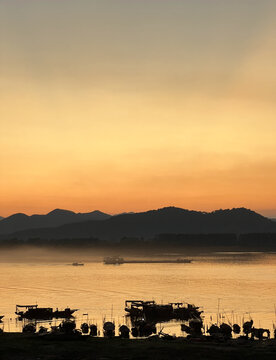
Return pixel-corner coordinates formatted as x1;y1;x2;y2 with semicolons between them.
0;1;276;217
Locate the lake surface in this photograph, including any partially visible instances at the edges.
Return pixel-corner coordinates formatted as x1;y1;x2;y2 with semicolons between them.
0;252;275;335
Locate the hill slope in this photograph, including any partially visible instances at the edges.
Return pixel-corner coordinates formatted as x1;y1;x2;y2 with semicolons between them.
0;209;111;234
3;207;276;241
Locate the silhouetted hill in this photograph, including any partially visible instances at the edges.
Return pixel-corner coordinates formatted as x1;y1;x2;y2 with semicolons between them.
0;209;111;234
3;207;276;241
0;216;3;221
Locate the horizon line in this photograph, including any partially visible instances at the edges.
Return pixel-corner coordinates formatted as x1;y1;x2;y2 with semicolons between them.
1;206;276;219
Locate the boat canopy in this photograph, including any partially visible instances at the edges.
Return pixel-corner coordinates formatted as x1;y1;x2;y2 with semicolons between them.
16;305;38;311
125;300;155;307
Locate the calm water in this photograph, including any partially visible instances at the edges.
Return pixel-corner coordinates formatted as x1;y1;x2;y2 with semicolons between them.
0;252;276;335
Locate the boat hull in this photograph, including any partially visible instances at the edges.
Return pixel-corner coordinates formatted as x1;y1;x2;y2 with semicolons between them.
16;307;77;320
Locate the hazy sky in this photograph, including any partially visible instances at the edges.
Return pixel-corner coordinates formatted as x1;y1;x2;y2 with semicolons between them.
1;0;276;217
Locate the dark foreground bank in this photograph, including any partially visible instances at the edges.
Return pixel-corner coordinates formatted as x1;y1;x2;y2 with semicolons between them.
0;334;276;360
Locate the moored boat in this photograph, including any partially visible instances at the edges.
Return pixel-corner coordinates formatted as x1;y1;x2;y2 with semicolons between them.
125;300;202;322
16;305;53;320
15;305;77;320
125;300;155;317
53;307;78;318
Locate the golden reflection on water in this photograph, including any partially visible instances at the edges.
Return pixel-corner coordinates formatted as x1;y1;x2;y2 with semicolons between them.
0;252;275;335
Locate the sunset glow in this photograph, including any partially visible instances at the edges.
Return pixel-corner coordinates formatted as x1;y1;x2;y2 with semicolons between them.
1;0;276;217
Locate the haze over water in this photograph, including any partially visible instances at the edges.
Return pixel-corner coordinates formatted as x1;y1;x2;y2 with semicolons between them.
1;252;275;335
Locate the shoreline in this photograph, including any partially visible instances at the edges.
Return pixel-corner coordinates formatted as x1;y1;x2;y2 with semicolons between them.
1;333;276;360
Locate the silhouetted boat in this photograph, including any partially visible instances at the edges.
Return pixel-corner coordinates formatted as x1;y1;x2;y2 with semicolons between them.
15;305;77;320
53;308;78;318
72;262;84;266
104;257;192;264
125;300;155;317
16;305;53;320
125;300;202;322
170;302;203;320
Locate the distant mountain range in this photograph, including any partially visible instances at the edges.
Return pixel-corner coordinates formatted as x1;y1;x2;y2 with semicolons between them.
0;209;111;234
1;207;276;241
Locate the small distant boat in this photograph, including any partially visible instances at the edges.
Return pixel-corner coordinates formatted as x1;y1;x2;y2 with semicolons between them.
103;256;124;265
175;258;192;263
72;262;84;266
103;257;192;265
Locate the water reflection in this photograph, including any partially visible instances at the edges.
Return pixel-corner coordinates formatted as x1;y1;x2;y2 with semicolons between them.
0;252;275;336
